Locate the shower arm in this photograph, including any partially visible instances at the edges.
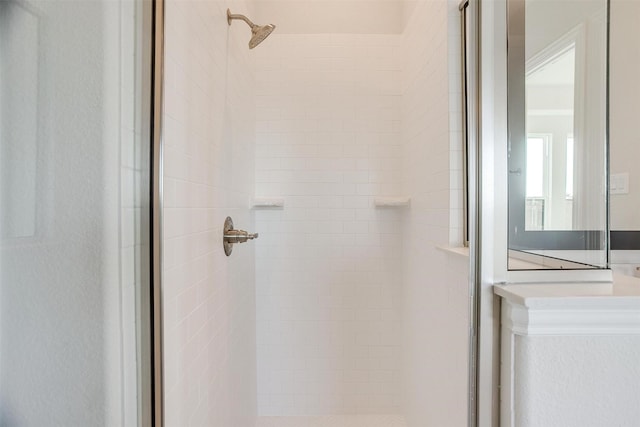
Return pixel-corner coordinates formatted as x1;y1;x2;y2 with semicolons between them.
227;11;258;30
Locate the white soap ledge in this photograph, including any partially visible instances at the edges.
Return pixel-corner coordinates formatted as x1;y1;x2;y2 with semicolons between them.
252;198;285;208
437;245;470;257
373;196;411;207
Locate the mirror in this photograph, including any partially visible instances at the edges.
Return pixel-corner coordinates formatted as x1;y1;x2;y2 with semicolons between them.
507;0;608;270
610;0;640;276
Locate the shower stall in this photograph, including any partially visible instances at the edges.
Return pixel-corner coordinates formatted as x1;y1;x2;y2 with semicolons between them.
0;0;472;426
160;0;470;426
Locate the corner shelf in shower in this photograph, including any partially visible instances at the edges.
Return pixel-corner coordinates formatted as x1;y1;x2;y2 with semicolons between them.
252;198;285;209
373;196;411;208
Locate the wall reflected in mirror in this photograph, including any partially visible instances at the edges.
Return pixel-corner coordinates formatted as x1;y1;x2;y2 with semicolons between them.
610;0;640;232
610;0;640;278
507;0;608;270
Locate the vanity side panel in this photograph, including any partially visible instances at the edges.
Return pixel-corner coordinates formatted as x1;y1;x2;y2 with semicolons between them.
514;335;640;427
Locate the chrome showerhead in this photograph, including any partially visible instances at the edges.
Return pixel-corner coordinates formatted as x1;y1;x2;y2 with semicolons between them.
227;9;276;49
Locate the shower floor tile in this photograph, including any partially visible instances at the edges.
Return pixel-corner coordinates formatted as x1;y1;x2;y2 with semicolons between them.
256;415;407;427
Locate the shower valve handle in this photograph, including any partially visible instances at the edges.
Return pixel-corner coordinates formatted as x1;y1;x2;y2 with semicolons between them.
223;216;258;256
224;229;259;244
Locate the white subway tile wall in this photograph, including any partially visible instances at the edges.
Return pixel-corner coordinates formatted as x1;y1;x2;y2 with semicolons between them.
448;0;465;246
254;34;404;416
401;1;469;426
163;1;257;426
256;414;407;427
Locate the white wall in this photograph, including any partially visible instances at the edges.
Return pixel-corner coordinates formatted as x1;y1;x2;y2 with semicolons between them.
400;1;469;426
162;0;257;425
0;0;139;425
610;0;640;231
253;1;405;34
254;33;404;416
514;335;640;427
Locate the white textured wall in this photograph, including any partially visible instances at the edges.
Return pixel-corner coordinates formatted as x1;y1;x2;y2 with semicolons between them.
401;1;468;426
0;0;139;425
162;1;257;425
514;335;640;427
254;33;404;416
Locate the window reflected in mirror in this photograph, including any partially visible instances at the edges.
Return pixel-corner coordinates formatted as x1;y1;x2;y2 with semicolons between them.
524;135;548;231
525;45;575;232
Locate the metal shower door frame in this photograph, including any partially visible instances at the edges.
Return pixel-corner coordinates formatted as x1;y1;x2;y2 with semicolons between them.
460;1;497;426
151;0;166;425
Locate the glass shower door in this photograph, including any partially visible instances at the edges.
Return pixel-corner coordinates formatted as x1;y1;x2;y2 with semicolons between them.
0;0;153;425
